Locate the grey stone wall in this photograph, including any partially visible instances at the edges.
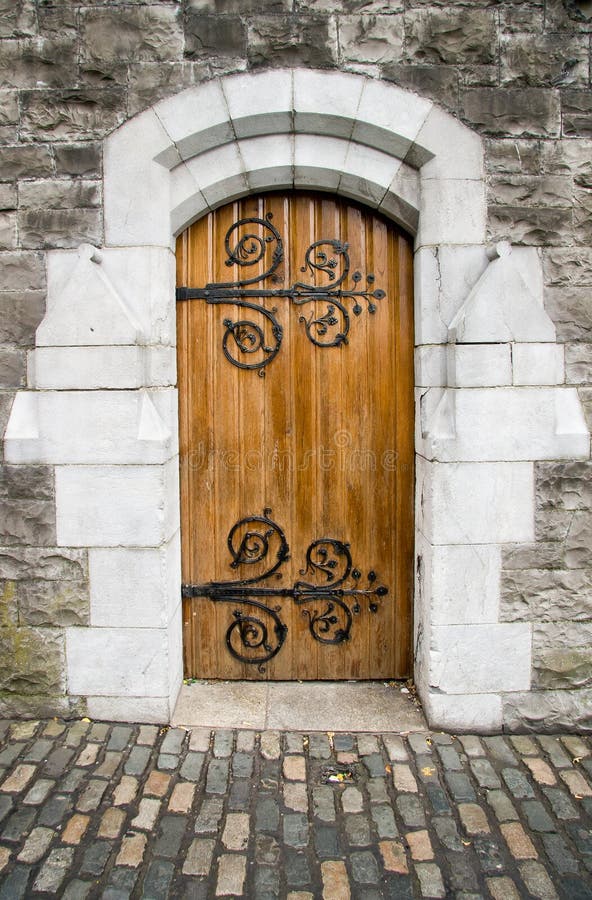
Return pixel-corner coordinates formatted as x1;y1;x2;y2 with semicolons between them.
1;0;591;727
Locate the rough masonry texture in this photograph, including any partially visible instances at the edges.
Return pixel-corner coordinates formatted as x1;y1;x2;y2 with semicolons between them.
0;0;591;732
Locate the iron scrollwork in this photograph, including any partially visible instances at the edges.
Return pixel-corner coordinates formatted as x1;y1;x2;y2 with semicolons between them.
176;213;386;374
182;510;388;672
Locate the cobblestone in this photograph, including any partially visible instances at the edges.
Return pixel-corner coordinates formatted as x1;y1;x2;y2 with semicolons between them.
0;723;588;896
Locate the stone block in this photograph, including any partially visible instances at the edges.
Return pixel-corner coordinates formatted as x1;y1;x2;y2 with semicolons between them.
293;134;345;192
247;15;338;68
0;547;86;582
415;346;446;387
154;82;233;160
339;143;402;208
0;499;55;546
15;578;89;628
486;139;541;175
20;88;126;142
379;162;420;234
18;180;101;210
565;343;592;384
543;246;592;285
409;105;483;180
545;286;592;341
452;345;512;387
185;141;248;209
89;532;180;629
86;694;172;724
0;348;25;388
428;623;532;694
513;343;564;385
170;162;209;236
0;626;65;694
417;457;534;545
536;460;592;510
503;689;592;733
353;78;433;160
0;293;45;346
405;8;496;65
81;7;183;65
561;89;592;137
28;346;176;390
502;542;565;571
18;209;102;250
128;61;201;119
417;178;486;246
53;144;102;178
501;33;588;88
573;185;592;246
0;212;16;249
184;13;246;59
66;626;171;698
55;460;179;547
223;69;292;140
533;648;592;690
500;568;592;622
5;390;177;465
0;252;45;292
0;184;16;211
339;15;404;65
488;175;572;208
462;88;561;138
380;63;459;113
294;69;364;140
419;539;501;625
241;135;294;194
488;206;573;247
565;509;592;568
541;138;592;184
421;690;503;733
0;464;53;502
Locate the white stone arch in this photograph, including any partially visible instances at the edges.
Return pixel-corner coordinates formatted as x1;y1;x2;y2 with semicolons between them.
5;69;589;729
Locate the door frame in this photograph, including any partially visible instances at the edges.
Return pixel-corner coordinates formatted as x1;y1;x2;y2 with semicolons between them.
6;69;582;730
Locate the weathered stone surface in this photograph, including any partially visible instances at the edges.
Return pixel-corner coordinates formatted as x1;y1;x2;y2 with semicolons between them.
501;33;588;88
247;16;338;67
565;343;592;384
536;462;592;510
0;547;86;581
127;61;205;117
0;466;53;502
0;184;16;212
0;500;56;546
188;0;289;9
488;206;572;246
562;90;592;138
381;63;458;110
0;348;25;388
405;8;496;65
339;15;404;64
0;145;53;180
0;93;18;126
0;626;65;694
11;579;89;628
503;689;592;733
533;648;592;690
463;88;561;137
81;7;184;67
500;568;592;622
502;543;565;571
546;0;592;32
185;13;247;60
488;175;572;208
0;293;45;345
0;393;13;447
0;0;36;39
573;185;592;245
535;509;574;543
545;286;592;341
579;387;592;433
53;144;102;178
20;89;126;141
18;209;102;250
544;247;592;285
0;37;78;90
542;138;592;185
0;211;16;249
19;180;101;210
564;510;592;568
485;139;541;175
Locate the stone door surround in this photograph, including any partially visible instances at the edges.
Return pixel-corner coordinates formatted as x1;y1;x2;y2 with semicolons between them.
4;69;589;729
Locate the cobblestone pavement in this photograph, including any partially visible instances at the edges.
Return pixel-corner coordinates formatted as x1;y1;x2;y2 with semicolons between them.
0;720;591;898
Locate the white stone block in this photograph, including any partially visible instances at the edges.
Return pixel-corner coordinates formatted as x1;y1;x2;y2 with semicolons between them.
5;390;176;465
408;106;484;181
452;344;512;387
339;143;402;208
353;79;433;160
422;386;589;462
513;343;564;385
55;459;180;547
294;69;365;140
104;109;180;247
293;134;348;191
239;134;294;193
415;346;447;387
420;542;502;625
86;695;172;724
28;346;176;390
170;161;209;236
420;691;503;733
417;457;535;544
417;179;487;247
89;531;181;629
379;164;420;234
66;627;171;697
223;69;293;139
40;245;175;347
429;623;532;694
167;608;184;712
185;141;248;209
154;82;234;160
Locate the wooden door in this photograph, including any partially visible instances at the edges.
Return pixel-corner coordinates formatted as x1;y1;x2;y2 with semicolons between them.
176;193;414;680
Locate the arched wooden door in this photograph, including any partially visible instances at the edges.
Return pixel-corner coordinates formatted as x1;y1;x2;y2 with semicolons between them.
176;193;414;681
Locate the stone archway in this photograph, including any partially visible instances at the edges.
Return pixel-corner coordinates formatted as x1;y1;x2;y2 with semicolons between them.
5;69;588;729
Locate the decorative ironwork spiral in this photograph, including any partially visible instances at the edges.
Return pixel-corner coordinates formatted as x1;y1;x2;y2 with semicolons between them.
223;213;284;287
298;594;353;644
300;539;353;589
297;298;349;348
297;240;350;289
225;601;287;670
227;512;290;583
221;306;282;374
